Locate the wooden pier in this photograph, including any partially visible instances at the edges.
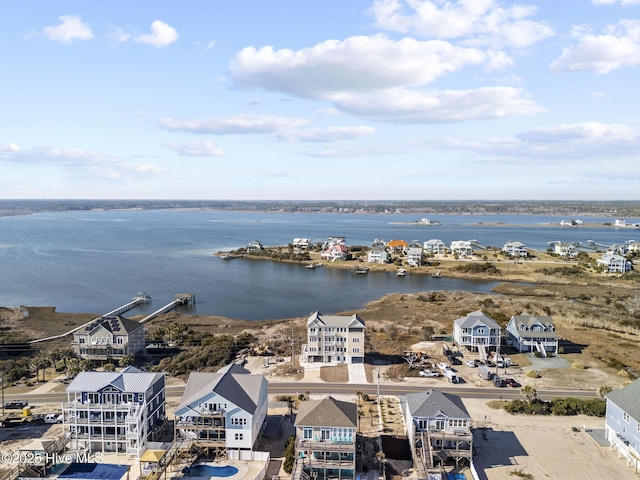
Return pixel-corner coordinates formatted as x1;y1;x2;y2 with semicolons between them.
140;293;195;324
29;293;152;344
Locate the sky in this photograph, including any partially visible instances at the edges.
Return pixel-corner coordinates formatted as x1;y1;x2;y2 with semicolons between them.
1;0;639;201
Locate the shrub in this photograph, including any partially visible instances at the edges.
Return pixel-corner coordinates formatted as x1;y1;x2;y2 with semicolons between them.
282;435;296;473
525;370;540;378
572;362;585;370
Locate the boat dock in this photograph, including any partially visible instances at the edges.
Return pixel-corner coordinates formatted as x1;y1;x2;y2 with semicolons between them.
30;293;152;344
139;293;195;324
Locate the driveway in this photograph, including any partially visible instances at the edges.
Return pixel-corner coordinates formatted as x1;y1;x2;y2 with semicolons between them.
348;363;368;384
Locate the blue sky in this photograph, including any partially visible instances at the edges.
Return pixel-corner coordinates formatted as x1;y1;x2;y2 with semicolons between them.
1;0;639;200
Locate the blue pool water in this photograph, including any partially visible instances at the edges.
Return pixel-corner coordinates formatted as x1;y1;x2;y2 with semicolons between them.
447;473;466;480
183;465;238;478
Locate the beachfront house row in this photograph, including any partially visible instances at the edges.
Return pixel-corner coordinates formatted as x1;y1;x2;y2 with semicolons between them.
367;246;389;264
387;239;409;255
174;363;268;458
405;389;472;471
246;240;264;253
597;253;632;274
323;236;346;250
554;243;577;258
292;396;358;480
505;313;558;355
607;244;629;256
423;239;446;255
503;241;528;257
72;315;146;362
450;241;472;257
453;311;501;358
406;247;423;266
62;366;166;458
302;312;365;364
605;379;640;472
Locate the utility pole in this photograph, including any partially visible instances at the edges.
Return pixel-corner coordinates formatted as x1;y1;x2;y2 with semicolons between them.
291;322;295;369
1;375;4;417
377;367;380;404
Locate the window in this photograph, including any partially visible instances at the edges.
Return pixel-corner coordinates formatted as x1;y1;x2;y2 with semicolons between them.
624;413;630;423
352;348;360;353
304;427;313;439
352;338;360;343
234;433;243;441
231;417;247;426
477;328;485;334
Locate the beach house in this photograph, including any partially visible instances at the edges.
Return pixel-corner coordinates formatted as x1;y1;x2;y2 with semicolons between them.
423;239;446;255
246;240;264;253
173;363;268;458
605;379;640;472
597;253;632;273
302;312;365;364
62;366;166;458
387;239;409;255
505;313;558;355
406;247;423;266
72;315;146;362
404;389;472;471
453;311;501;358
291;396;358;480
503;241;528;257
367;246;389;264
450;241;472;257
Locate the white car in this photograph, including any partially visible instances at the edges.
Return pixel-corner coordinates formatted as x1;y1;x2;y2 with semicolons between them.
419;369;439;377
436;362;451;371
44;413;63;424
465;359;476;367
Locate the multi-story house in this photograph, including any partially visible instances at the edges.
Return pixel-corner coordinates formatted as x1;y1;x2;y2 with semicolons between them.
62;366;165;458
387;239;408;255
505;313;558;355
405;389;472;472
291;396;358;480
605;379;640;471
302;312;365;364
406;247;423;266
173;363;268;458
450;241;472;257
503;241;528;257
554;242;577;258
423;239;446;255
321;244;348;261
597;253;632;273
72;315;146;362
367;246;389;264
293;238;311;250
246;240;264;253
453;311;501;358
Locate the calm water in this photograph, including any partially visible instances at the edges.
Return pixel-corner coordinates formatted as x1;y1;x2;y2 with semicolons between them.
0;210;637;320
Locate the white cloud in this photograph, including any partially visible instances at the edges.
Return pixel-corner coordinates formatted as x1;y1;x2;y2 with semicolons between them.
333;87;544;123
134;20;178;48
369;0;554;48
41;15;93;43
550;20;640;74
278;126;375;142
431;122;640;163
107;26;131;44
230;34;493;98
156;114;309;134
205;40;216;51
0;143;166;179
592;0;640;5
164;140;224;157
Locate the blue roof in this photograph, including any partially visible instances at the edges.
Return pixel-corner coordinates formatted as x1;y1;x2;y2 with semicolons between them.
59;463;130;480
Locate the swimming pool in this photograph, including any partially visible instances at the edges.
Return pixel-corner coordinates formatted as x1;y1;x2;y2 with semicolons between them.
183;465;239;478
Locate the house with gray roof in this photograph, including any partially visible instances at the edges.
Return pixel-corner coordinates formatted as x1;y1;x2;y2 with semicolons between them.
72;315;146;362
597;253;632;274
423;239;446;255
62;366;165;458
292;396;358;480
404;389;472;471
453;311;501;357
302;311;365;364
173;363;268;457
506;313;558;355
605;379;640;471
503;241;528;257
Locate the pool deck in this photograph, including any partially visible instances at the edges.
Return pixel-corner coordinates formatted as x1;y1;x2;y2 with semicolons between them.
172;460;265;480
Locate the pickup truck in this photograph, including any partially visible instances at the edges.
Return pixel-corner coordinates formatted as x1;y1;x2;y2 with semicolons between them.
419;369;439;377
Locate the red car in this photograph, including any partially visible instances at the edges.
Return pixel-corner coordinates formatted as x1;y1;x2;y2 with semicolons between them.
505;378;519;387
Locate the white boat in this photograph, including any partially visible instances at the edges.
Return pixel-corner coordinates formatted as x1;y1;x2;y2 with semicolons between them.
220;253;236;259
396;269;406;277
432;269;442;278
355;266;369;274
305;263;317;269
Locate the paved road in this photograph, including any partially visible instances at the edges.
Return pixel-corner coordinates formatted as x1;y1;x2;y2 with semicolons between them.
3;382;597;406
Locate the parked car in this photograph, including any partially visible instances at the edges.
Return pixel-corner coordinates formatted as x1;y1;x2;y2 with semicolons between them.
436;362;451;371
4;400;28;410
505;378;520;388
44;413;63;424
493;376;505;387
465;359;476;367
419;369;439;377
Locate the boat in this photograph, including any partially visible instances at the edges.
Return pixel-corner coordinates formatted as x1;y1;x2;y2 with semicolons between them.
432;270;442;278
396;268;406;277
220;253;236;259
355;266;369;274
305;263;317;269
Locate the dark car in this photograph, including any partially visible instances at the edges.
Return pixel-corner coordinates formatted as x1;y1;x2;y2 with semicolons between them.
505;378;520;388
4;400;28;409
493;376;505;387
